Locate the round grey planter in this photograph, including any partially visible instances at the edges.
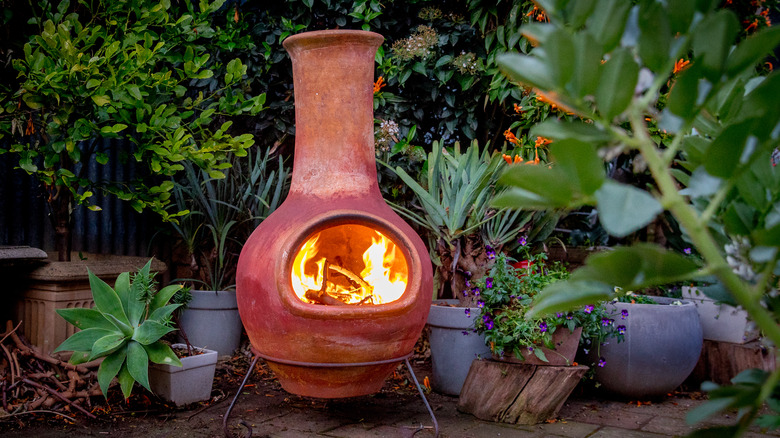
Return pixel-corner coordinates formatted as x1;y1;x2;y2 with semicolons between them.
427;299;491;396
178;290;243;356
593;296;703;399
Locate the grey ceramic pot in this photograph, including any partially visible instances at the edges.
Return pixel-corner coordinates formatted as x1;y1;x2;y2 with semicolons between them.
427;299;492;395
178;290;243;356
593;296;703;399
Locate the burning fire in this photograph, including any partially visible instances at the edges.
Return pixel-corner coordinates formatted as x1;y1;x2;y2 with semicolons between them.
291;226;408;305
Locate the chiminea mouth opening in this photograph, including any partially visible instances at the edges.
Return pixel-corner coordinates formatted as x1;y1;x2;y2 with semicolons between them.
277;211;421;319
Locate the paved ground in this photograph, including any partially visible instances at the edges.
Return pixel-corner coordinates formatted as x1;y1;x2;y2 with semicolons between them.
3;357;779;437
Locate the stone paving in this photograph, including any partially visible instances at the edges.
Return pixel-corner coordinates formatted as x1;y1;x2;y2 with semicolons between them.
3;359;780;437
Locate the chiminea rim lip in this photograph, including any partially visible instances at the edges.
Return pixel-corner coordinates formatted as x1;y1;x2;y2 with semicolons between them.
276;210;423;319
282;29;384;53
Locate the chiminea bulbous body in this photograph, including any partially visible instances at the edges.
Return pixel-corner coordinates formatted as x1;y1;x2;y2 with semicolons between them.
236;30;433;398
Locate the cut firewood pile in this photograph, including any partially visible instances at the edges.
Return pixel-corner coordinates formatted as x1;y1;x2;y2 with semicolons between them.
0;321;104;423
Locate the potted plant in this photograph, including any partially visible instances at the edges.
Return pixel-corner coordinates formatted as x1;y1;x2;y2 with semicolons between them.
390;140;559;394
473;247;621;367
169;150;290;356
53;259;218;405
591;291;703;399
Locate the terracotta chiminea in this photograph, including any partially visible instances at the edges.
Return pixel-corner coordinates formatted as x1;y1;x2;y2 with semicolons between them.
236;30;433;398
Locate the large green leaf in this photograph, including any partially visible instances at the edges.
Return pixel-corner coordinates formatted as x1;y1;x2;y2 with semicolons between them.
117;363;135;399
726;26;780;76
53;327;114;353
595;48;639;121
544;30;576;88
132;320;175;345
692;10;740;79
126;340;151;391
149;284;183;314
638;0;672;71
497;165;575;207
147;303;181;323
496;53;555;91
530;119;612;144
89;333;127;360
704;120;752;178
571;244;701;290
595;181;662;237
549;139;606;196
144;341;182;367
114;272;132;322
585;0;631;53
97;346;127;397
88;269;130;326
526;280;614;318
569;33;602;99
56;307;114;331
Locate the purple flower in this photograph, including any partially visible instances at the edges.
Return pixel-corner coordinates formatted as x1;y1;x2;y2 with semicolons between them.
465;279;471;287
464;308;471;317
601;318;613;327
462;289;469;297
485;319;494;330
684;247;692;255
461;330;469;336
566;313;573;320
556;312;564;318
482;314;493;330
583;348;589;354
621;309;628;320
477;300;485;308
518;235;528;247
539;322;548;332
527;346;534;352
486;245;496;260
584;304;594;314
465;270;472;278
485;277;494;289
472;287;481;296
598;358;606;367
617;325;626;335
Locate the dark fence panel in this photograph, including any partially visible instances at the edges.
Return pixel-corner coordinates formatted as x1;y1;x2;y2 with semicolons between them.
0;139;171;262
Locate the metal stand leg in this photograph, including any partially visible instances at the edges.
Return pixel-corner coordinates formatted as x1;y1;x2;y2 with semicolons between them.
223;355;260;438
404;358;439;438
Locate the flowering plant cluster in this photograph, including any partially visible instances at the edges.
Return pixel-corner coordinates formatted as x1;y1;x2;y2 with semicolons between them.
469;244;623;364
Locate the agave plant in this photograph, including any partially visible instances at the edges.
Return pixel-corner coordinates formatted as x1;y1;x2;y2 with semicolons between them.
389;140;557;303
54;260;182;398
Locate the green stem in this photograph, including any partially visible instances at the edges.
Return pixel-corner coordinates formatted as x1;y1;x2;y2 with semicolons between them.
700;182;732;224
628;107;780;349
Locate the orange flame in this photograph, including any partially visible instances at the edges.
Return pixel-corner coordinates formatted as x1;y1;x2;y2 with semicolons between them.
291;227;407;305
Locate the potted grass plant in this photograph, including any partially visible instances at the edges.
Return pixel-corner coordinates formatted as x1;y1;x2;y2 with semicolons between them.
169;149;290;356
53;259;218;405
389;140;559;395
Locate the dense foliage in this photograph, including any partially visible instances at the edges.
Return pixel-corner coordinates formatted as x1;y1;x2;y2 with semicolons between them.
493;0;780;434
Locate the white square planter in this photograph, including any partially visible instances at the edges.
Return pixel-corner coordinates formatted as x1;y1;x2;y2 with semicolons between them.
682;286;759;344
148;344;218;406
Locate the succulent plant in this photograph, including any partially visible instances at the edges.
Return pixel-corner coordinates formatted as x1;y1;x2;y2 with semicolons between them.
54;260;183;398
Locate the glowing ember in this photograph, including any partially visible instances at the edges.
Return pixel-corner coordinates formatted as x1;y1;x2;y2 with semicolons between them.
291;225;408;305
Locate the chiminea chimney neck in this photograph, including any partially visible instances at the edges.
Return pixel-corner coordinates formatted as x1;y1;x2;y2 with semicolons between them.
283;30;384;199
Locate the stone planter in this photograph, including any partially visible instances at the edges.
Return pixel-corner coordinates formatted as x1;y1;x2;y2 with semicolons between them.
12;253;166;353
427;299;491;395
492;327;582;366
149;344;217;406
682;286;758;344
178;290;243;356
593;296;703;399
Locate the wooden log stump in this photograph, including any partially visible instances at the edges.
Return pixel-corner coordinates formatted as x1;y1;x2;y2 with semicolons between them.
457;359;588;425
687;339;777;385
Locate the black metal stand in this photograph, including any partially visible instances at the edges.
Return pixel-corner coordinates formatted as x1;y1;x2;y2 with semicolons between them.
222;355;439;438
